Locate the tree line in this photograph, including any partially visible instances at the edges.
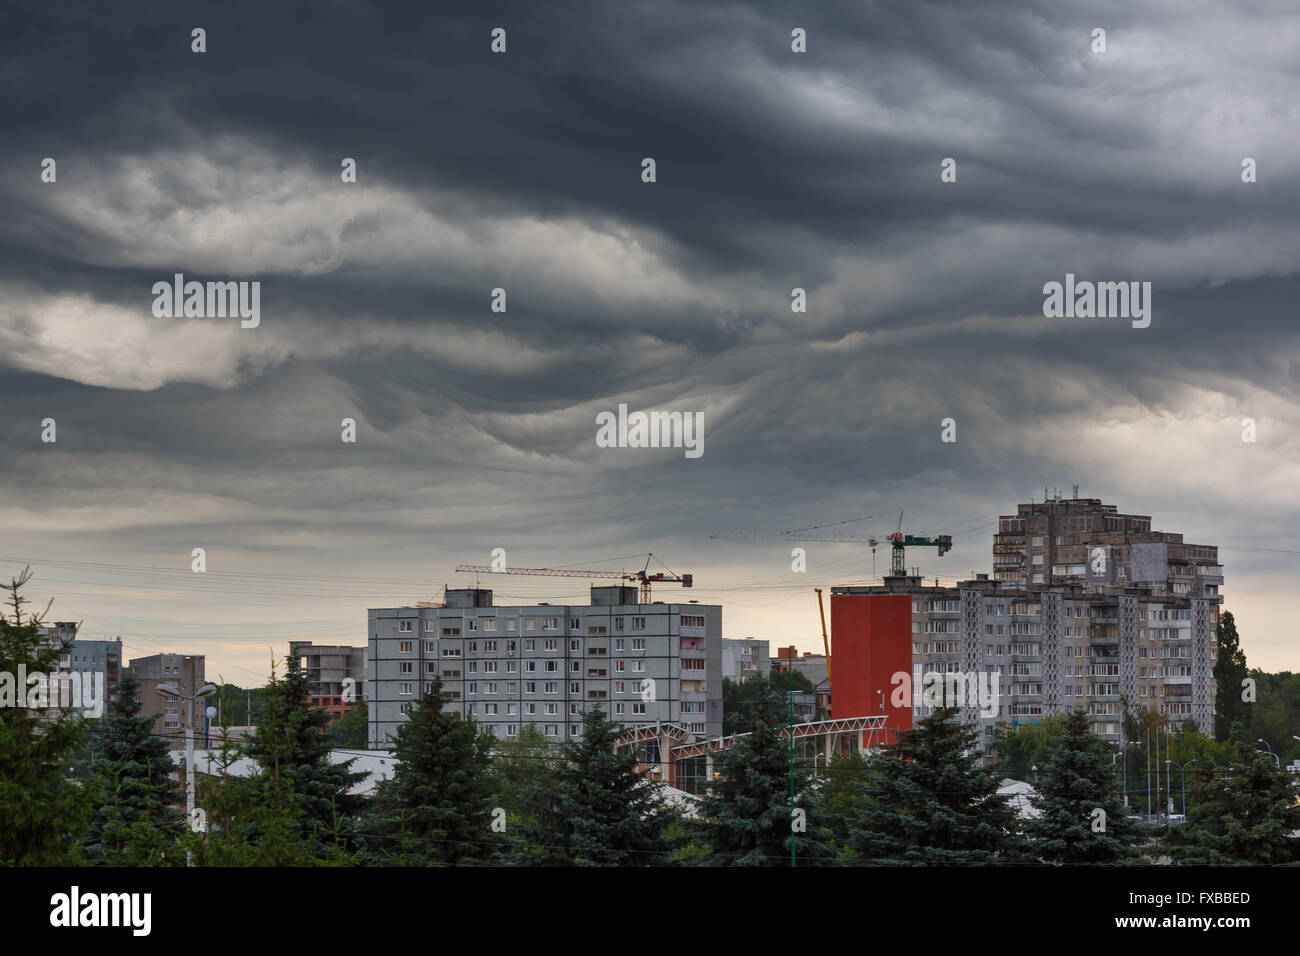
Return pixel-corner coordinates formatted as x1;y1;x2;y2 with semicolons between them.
3;570;1296;866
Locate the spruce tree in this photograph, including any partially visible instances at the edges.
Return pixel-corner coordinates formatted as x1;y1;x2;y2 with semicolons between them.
1213;612;1249;742
1169;728;1300;864
245;655;365;854
377;676;497;865
514;706;676;866
0;568;91;865
845;707;1022;864
696;705;833;866
84;669;186;864
1023;710;1136;863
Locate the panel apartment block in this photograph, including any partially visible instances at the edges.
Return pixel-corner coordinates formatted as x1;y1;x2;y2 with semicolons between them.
367;587;722;749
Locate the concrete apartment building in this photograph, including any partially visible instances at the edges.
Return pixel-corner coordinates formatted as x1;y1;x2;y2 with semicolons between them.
129;653;207;749
289;641;367;722
31;624;121;718
61;637;123;714
367;586;722;748
721;638;769;682
831;493;1223;748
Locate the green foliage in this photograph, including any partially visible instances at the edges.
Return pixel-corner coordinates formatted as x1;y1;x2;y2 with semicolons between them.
488;721;556;817
83;669;187;865
1168;728;1300;864
328;698;368;749
844;707;1022;864
512;707;679;866
698;676;832;866
1024;710;1137;863
819;750;871;845
991;713;1070;781
376;677;497;865
722;672;788;735
1213;612;1249;742
245;655;366;855
0;568;92;865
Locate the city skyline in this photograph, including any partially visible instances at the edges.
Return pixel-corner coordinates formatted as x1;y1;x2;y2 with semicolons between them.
3;2;1298;683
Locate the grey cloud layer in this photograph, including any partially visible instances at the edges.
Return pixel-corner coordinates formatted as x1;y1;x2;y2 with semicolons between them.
0;0;1297;668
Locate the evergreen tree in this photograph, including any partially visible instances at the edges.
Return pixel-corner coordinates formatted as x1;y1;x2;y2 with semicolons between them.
514;706;677;866
698;676;833;866
1213;612;1249;742
1023;710;1136;863
820;750;871;846
191;682;346;867
1169;727;1300;864
376;676;497;865
488;721;556;814
83;669;186;865
328;698;368;749
845;707;1022;864
245;655;365;854
0;568;91;865
722;672;787;735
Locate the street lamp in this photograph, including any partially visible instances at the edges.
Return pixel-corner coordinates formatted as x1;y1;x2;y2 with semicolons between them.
157;681;218;865
1165;759;1186;817
1256;738;1281;769
1112;749;1128;807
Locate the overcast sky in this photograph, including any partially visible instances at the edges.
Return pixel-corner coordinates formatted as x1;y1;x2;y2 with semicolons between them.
2;0;1298;684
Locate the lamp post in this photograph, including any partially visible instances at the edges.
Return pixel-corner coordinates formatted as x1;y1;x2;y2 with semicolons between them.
157;681;218;866
1165;759;1186;817
1112;749;1128;807
1256;738;1281;769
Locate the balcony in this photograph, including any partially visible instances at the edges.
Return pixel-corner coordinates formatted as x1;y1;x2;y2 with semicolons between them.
680;648;707;660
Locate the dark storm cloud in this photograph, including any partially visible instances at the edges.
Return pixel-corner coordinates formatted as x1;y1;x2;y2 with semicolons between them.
1;0;1298;670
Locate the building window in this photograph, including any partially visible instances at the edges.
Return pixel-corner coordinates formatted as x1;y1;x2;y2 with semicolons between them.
424;620;436;632
632;617;647;630
398;641;412;653
399;683;413;695
525;639;535;651
399;621;412;632
570;682;580;694
400;662;413;674
543;618;559;630
545;682;558;694
616;639;625;650
632;639;645;650
483;619;498;631
681;615;705;627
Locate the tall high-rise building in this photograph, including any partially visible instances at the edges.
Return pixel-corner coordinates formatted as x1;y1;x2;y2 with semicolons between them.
366;587;721;748
831;493;1223;747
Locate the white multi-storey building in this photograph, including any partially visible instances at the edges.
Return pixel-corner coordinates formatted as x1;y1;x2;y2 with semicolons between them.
367;586;721;748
